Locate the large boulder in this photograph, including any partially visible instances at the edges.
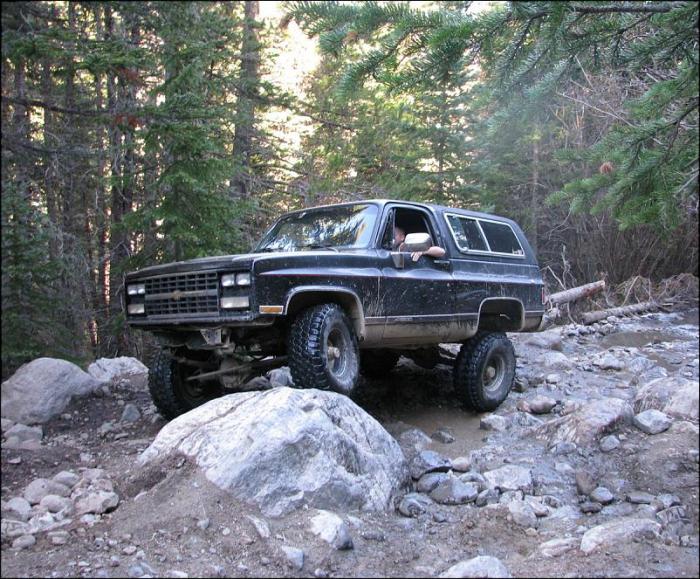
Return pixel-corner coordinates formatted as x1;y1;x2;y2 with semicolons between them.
535;398;632;447
1;358;101;425
634;377;699;422
87;357;148;385
138;388;409;517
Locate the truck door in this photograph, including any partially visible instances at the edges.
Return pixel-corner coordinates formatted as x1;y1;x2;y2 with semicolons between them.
376;205;455;344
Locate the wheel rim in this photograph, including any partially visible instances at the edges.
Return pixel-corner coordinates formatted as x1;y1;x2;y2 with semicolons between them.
174;365;211;408
482;352;506;394
326;327;349;379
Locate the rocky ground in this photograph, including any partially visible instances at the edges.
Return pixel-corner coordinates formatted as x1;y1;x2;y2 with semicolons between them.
1;309;699;578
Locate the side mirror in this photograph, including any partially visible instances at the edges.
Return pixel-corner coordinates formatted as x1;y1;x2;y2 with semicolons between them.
403;233;432;252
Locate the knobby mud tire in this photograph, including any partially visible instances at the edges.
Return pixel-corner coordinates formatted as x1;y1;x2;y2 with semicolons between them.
454;332;516;412
148;350;222;420
288;303;360;395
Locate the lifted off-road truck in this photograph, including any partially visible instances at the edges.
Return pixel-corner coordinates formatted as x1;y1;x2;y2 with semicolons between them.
124;200;545;419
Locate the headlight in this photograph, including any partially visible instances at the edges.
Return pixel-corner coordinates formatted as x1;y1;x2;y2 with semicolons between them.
222;273;251;287
127;303;145;315
221;296;249;309
221;274;236;287
127;283;145;295
235;272;251;286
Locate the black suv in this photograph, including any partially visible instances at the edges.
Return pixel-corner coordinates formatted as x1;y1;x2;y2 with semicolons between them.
124;200;544;418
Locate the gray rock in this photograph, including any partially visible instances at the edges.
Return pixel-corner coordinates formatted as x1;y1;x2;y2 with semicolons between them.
23;479;71;505
120;404;141;423
409;450;452;480
416;472;449;494
87;357;148;385
550;441;577;455
450;456;471;472
539;352;573;370
508;501;537;527
246;515;270;539
429;475;478;505
580;517;661;554
599;435;620;452
545;373;561;384
267;367;294;388
634;376;699;422
539;537;578;558
4;423;42;442
528;395;557;414
526;498;549;518
575;470;597;496
524;331;563;351
309;510;353;550
626;491;655;504
592;353;625;371
52;471;80;489
12;534;36;549
534;398;632;447
431;428;455;444
654;494;681;510
74;491;119;515
458;471;487;490
590;487;614;505
483;465;533;492
1;418;15;432
5;497;32;521
280;546;304;570
475;489;500;507
1;358;101;424
439;555;512;578
39;495;73;514
580;502;603;514
48;530;70;545
398;493;434;517
480;415;508;431
500;490;524;504
633;409;672;435
138;388;408;517
397;428;433;454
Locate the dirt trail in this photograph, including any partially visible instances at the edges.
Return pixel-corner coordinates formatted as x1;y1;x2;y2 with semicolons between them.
2;309;698;578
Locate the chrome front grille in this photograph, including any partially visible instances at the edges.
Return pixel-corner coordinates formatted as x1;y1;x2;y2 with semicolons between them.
144;272;219;316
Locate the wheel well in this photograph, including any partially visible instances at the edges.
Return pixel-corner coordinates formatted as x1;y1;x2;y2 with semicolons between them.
477;299;524;332
286;291;365;339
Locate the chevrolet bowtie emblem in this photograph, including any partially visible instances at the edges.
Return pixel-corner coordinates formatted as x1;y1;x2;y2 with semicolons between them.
171;291;183;301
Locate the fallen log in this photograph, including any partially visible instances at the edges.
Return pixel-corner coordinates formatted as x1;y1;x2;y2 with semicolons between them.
548;280;606;306
581;301;658;325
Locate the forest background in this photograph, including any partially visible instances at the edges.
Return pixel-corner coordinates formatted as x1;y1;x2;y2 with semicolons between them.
2;1;698;376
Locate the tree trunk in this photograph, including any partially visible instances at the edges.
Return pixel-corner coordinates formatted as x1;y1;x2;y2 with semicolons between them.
230;0;260;199
581;301;658;325
548;280;606;305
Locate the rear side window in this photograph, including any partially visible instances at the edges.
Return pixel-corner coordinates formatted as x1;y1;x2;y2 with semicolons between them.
480;220;524;255
446;215;488;251
445;213;525;257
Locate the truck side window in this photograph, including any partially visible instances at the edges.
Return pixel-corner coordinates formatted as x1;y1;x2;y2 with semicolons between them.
446;215;488;251
479;220;524;255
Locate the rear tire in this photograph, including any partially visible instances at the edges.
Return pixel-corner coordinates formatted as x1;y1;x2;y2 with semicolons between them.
360;349;400;378
148;350;222;420
453;332;516;411
288;303;359;395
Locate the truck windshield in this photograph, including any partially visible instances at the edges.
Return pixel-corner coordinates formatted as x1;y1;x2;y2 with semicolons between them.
256;204;378;252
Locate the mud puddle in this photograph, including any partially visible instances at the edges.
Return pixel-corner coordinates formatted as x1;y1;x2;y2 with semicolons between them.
601;330;682;349
388;406;485;459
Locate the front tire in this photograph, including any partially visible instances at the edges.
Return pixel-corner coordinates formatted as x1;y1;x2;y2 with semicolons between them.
288;303;360;395
148;350;222;420
453;332;516;411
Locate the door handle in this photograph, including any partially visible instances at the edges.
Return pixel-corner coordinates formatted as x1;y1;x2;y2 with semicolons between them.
433;259;451;270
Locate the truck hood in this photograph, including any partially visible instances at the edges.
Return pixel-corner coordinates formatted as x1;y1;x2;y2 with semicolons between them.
127;252;270;279
126;250;354;279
